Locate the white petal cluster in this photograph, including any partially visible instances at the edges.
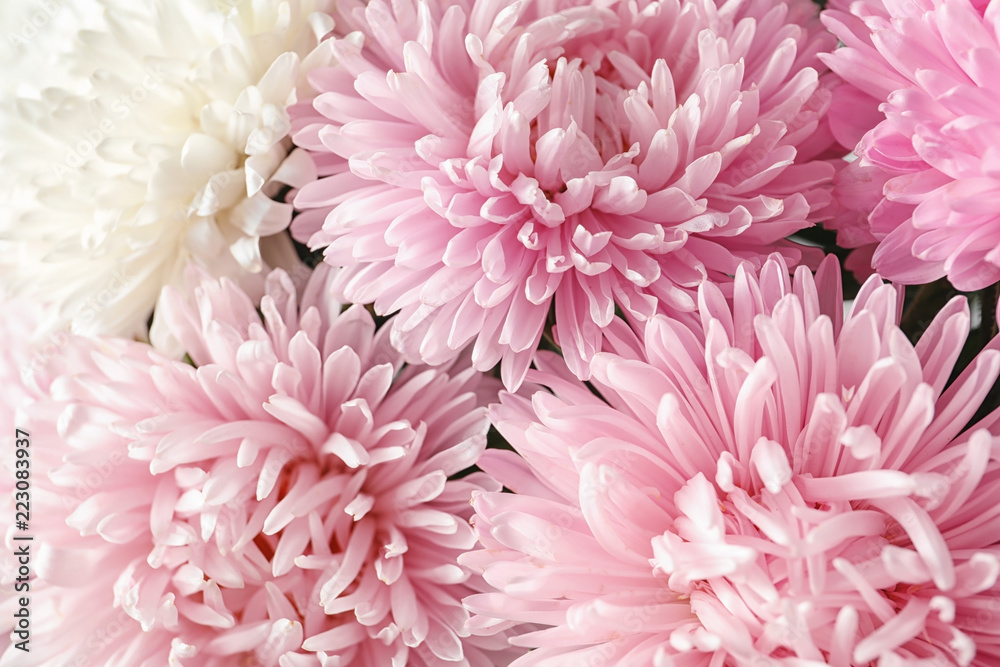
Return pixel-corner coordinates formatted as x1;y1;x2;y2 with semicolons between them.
0;0;334;342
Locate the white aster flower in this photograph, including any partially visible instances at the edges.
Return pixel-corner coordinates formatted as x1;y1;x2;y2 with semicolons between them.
0;0;104;97
0;0;335;343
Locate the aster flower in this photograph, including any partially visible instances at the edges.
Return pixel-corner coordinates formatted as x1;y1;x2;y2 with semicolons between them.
0;0;335;342
0;0;105;97
822;0;1000;290
461;254;1000;665
291;0;839;390
0;267;518;666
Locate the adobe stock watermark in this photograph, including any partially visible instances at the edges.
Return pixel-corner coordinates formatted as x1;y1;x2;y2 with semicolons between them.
61;609;135;667
212;0;246;13
5;0;66;54
50;66;167;182
21;266;135;382
56;451;128;514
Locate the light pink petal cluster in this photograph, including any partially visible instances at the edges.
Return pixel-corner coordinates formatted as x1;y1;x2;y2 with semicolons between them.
823;0;1000;289
291;0;839;389
0;267;519;666
462;254;1000;666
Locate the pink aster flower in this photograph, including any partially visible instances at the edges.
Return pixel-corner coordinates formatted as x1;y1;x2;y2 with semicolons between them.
822;0;1000;290
291;0;839;389
0;267;519;666
461;254;1000;666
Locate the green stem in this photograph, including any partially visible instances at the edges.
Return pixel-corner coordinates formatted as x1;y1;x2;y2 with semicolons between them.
899;279;952;340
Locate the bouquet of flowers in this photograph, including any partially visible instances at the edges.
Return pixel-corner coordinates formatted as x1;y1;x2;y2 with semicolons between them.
2;0;999;664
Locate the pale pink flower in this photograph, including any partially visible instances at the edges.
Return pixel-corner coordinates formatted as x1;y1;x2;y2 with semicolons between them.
822;0;1000;290
291;0;839;389
462;254;1000;666
0;299;41;428
824;159;885;283
0;267;518;666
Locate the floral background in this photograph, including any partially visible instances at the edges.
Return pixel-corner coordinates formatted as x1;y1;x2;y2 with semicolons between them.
1;0;1000;665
